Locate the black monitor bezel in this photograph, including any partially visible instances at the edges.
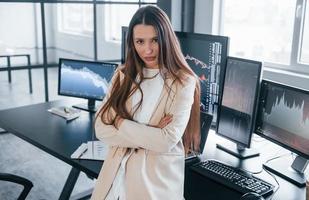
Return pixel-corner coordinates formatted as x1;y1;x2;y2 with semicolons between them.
121;26;129;64
174;31;229;123
175;31;229;47
216;56;263;148
58;58;118;101
255;79;309;159
174;31;229;76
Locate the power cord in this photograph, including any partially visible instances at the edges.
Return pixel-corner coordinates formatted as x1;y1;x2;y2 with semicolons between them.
241;165;264;175
265;152;292;165
241;152;291;199
262;166;280;200
261;152;293;199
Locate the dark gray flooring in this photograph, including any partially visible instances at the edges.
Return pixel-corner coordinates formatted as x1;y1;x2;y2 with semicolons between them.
0;68;94;200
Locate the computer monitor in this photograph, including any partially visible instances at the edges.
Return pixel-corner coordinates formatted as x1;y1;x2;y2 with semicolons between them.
58;58;117;112
255;80;309;187
216;57;262;159
175;32;229;124
121;26;128;64
121;27;229;124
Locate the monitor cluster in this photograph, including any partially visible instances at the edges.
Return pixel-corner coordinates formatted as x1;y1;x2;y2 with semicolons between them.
122;26;309;186
216;56;308;187
57;28;308;187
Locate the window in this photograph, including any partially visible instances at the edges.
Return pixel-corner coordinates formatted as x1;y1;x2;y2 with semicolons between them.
221;0;309;73
104;4;138;42
57;4;93;36
222;0;295;65
300;2;309;64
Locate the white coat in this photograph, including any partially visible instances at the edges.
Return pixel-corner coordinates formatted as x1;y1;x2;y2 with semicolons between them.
91;68;196;200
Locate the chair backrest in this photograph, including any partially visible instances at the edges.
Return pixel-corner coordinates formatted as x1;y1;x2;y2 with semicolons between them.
199;111;213;154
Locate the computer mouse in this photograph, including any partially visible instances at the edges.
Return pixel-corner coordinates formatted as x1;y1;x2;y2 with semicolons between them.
239;192;265;200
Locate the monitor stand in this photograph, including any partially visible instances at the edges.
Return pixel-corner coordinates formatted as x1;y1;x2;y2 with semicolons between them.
73;99;99;113
263;155;308;187
216;143;260;159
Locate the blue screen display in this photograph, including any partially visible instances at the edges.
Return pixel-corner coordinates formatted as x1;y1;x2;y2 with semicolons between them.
59;59;116;100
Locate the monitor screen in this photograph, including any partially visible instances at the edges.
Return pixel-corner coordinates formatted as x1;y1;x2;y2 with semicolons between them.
58;58;117;101
217;57;262;147
255;80;309;158
174;32;229;123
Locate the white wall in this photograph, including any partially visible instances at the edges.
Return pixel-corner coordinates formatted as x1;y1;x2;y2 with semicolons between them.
0;3;60;65
0;3;38;65
0;4;36;48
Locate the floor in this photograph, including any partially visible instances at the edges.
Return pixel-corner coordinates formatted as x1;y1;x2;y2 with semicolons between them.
0;68;95;200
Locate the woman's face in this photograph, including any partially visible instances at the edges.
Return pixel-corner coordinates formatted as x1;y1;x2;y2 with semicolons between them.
133;24;159;69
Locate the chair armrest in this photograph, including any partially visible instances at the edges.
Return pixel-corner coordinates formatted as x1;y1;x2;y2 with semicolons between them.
0;173;33;200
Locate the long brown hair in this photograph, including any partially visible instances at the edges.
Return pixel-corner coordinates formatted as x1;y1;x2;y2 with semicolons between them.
98;5;201;153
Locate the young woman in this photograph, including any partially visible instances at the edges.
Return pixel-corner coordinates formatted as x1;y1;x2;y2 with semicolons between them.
91;5;201;200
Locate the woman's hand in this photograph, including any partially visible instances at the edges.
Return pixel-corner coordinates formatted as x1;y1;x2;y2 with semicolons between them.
155;114;173;129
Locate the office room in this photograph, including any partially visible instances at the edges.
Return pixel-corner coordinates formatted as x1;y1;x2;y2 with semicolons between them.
0;0;308;199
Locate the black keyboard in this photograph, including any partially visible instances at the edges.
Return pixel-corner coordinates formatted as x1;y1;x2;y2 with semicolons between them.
191;159;275;197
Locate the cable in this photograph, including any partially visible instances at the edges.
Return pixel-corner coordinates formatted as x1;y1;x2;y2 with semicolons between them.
242;152;291;199
265;152;292;164
263;165;280;200
251;134;267;143
240;192;263;200
240;164;264;175
261;152;294;200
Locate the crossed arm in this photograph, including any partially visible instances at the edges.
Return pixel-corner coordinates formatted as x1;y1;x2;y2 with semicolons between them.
95;75;196;153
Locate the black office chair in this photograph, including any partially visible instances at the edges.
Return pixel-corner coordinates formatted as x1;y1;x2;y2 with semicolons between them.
0;173;33;200
0;127;8;134
185;111;213;163
199;111;213;154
